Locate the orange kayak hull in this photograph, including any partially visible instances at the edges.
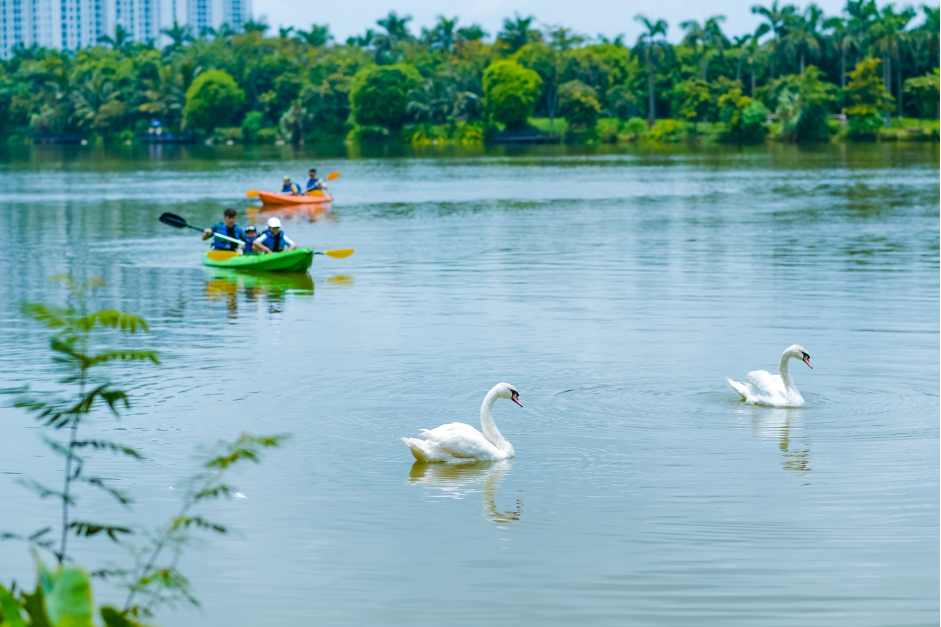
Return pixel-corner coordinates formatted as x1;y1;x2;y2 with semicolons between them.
257;191;333;206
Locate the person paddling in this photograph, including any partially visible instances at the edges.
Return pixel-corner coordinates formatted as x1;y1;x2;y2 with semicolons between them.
281;176;302;195
306;168;328;194
253;217;297;254
242;225;258;255
202;208;246;252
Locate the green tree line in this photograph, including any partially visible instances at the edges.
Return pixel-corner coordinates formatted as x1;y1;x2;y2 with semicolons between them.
0;2;937;145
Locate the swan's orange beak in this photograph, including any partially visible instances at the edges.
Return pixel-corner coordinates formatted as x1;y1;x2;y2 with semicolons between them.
803;355;813;369
511;392;522;407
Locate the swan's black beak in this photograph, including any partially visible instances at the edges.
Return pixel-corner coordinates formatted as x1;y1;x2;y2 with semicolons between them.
511;392;522;407
803;355;813;369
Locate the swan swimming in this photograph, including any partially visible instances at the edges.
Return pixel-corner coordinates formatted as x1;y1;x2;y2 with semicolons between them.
727;344;813;407
402;383;522;463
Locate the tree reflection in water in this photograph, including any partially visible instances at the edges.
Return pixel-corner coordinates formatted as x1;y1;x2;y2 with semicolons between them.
407;459;521;525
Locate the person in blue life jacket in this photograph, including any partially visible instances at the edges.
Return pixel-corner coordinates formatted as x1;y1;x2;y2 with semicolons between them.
306;168;328;194
202;208;246;251
242;225;258;255
253;217;297;254
281;175;302;195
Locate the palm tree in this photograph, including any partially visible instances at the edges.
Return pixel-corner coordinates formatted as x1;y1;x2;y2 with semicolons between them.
455;24;487;44
97;25;131;52
498;13;542;54
278;27;294;40
680;16;726;81
547;26;586;52
751;1;797;77
916;4;939;58
742;25;771;95
633;15;673;126
870;4;915;124
844;0;878;64
242;19;269;36
824;15;856;87
783;4;824;73
425;15;457;52
138;64;186;129
161;21;194;52
373;11;414;62
294;24;332;48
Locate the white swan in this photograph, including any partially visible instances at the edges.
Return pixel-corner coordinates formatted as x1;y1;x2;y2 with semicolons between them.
402;383;522;463
727;344;813;407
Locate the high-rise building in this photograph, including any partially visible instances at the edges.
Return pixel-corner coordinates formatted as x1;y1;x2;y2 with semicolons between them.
0;0;249;58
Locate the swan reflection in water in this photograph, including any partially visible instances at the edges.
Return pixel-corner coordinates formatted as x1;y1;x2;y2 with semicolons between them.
407;459;521;525
734;406;810;473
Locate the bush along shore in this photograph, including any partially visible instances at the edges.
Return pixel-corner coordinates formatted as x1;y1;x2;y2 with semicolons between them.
0;3;938;147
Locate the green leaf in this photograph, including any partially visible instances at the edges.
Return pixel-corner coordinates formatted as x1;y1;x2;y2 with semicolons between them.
87;350;161;366
20;585;51;627
67;522;132;542
72;440;144;460
83;478;134;506
0;582;28;627
193;485;232;501
76;311;149;334
18;478;74;504
100;607;146;627
170;516;227;534
20;303;75;331
37;559;94;627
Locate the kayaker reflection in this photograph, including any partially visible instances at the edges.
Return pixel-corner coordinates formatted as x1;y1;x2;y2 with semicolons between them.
253;217;297;254
306;168;328;193
281;175;302;195
242;224;258;255
202;208;246;251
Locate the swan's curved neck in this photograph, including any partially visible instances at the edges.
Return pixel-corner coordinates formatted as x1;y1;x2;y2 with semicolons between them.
778;352;800;397
480;389;511;451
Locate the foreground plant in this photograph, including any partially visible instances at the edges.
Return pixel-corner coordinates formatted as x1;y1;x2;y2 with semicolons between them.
5;276;159;565
2;276;286;623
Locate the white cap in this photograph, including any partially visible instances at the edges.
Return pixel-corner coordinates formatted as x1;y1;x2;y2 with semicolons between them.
267;217;282;228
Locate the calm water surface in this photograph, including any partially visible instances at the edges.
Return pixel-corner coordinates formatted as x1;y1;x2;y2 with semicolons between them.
0;143;938;626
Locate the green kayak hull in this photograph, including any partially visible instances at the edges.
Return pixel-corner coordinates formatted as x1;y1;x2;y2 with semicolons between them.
201;248;314;272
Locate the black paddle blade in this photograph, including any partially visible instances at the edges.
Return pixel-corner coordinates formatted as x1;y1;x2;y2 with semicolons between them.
159;212;188;228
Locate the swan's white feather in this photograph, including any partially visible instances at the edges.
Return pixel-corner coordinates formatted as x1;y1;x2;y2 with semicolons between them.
728;370;789;406
407;422;501;461
402;383;518;463
727;345;810;408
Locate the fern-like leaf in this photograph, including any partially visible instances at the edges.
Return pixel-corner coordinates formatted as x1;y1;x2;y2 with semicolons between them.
84;477;134;506
73;440;144;459
68;521;132;541
88;350;161;366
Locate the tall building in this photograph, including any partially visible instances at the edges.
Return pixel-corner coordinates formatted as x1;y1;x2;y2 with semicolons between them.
0;0;249;58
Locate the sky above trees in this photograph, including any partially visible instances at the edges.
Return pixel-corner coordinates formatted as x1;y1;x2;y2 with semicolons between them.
257;0;926;44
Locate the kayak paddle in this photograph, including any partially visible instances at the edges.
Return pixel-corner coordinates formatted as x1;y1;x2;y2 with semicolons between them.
246;171;340;198
315;248;354;258
158;212;244;246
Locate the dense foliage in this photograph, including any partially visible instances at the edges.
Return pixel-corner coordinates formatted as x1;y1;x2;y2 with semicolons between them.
0;2;937;145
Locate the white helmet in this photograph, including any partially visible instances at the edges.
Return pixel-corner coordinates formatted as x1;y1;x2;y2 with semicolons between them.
267;217;282;228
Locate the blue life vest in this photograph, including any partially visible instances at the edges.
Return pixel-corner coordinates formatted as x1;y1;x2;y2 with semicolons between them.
306;178;321;190
259;229;285;252
281;182;300;194
210;223;246;251
243;235;257;255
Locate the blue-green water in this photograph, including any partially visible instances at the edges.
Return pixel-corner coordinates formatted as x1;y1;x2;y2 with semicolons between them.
1;143;938;626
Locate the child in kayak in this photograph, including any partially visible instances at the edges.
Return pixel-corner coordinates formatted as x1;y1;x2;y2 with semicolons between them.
242;225;258;255
253;217;297;254
202;208;246;251
281;176;302;195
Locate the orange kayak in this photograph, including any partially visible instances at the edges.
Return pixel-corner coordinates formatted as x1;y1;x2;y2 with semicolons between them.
257;191;333;206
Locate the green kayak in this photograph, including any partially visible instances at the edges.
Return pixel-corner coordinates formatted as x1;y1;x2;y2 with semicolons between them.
201;248;314;272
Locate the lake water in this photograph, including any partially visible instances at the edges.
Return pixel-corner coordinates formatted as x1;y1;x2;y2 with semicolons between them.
0;143;938;626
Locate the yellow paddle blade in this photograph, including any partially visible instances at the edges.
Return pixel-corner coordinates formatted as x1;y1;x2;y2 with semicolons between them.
246;190;259;198
207;250;240;261
326;171;340;181
323;248;353;258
